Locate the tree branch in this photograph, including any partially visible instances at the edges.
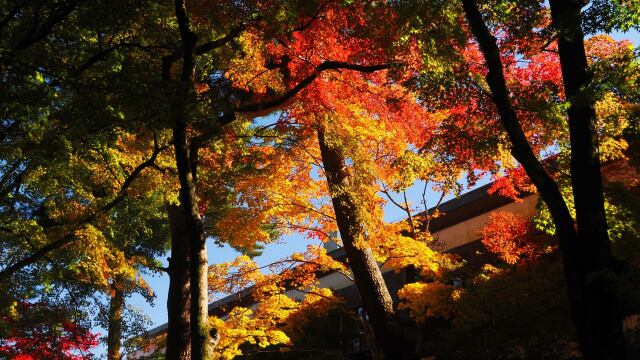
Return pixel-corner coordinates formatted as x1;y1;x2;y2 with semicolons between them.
0;141;168;280
291;0;330;33
233;61;398;114
77;42;169;74
162;25;244;81
12;0;76;52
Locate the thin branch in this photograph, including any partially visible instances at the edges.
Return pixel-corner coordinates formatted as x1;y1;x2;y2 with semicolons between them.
274;201;336;221
421;181;429;213
0;140;168;280
77;42;169;74
162;25;245;80
194;26;245;56
540;33;559;53
12;0;76;52
403;190;416;234
291;0;330;33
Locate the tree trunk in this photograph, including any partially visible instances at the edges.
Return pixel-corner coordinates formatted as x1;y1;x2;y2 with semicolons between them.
107;286;124;360
166;204;192;360
171;1;213;359
317;128;418;360
549;1;626;358
172;96;212;360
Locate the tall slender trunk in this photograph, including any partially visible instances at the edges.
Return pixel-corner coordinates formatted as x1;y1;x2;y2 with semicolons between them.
171;1;212;358
172;101;212;360
166;204;191;360
107;286;125;360
317;128;418;360
461;0;627;358
549;1;626;358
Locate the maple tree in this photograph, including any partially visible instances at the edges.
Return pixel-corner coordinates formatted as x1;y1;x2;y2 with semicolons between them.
0;1;408;357
142;3;458;358
0;3;178;358
206;249;341;359
155;1;439;358
456;1;638;357
382;1;640;358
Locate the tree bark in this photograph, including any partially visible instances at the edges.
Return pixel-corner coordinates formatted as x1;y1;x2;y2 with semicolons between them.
548;1;626;358
107;286;125;360
170;1;212;359
317;128;418;360
171;69;213;360
461;1;626;358
173;110;211;360
166;204;192;360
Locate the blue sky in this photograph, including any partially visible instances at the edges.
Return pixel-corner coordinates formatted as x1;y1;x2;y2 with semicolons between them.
89;28;640;357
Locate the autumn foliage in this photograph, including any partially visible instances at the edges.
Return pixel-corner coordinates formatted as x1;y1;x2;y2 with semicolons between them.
481;212;552;265
0;302;98;360
0;0;639;359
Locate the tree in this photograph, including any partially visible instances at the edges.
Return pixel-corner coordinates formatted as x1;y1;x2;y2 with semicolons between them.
160;1;414;358
1;4;175;348
547;2;626;355
457;1;638;357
